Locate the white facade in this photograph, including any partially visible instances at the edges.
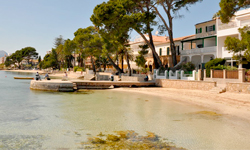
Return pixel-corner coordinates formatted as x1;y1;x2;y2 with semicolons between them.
128;35;167;70
217;8;250;62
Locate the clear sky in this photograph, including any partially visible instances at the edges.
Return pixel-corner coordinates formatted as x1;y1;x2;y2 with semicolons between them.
0;0;220;57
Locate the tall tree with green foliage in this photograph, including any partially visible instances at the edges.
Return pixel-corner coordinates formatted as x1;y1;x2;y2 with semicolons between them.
224;26;250;67
79;26;104;74
55;44;64;69
5;50;23;69
54;35;65;48
63;39;76;68
91;0;163;69
20;47;38;65
218;0;250;23
41;49;59;69
73;28;89;67
38;56;42;69
135;44;149;68
150;0;203;66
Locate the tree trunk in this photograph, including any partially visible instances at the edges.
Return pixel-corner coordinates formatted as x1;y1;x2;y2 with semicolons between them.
126;51;132;76
148;30;160;69
107;54;123;74
91;56;96;74
121;54;124;73
146;3;162;69
134;29;163;69
167;18;177;66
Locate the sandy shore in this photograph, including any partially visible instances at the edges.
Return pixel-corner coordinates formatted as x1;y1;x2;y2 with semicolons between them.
112;87;250;121
3;70;43;73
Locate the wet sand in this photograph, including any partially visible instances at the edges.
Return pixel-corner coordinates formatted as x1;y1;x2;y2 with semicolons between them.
112;87;250;121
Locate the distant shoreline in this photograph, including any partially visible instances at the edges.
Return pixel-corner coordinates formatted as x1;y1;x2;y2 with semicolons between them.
2;69;81;79
2;70;43;73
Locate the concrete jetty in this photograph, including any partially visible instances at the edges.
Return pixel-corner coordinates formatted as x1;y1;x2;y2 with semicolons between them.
30;80;156;91
30;80;74;92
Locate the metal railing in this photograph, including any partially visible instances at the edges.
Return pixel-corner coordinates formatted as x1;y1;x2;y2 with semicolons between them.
181;46;217;55
218;22;237;30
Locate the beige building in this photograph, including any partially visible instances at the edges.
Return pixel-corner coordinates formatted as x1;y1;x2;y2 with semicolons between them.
181;19;217;69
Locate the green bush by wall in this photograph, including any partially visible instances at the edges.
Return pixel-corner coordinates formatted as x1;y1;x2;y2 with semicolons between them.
205;58;226;77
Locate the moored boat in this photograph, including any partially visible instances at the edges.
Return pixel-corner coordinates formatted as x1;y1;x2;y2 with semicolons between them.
14;77;34;80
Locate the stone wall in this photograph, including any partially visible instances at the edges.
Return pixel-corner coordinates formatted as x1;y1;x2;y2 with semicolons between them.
121;76;144;82
156;79;216;91
226;82;250;94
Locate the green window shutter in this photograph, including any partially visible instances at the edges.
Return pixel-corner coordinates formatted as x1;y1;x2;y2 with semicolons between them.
159;48;162;56
167;47;169;55
206;26;207;32
200;28;202;33
196;28;197;34
213;25;215;31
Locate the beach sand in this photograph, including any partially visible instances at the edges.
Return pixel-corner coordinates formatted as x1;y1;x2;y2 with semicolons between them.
112;87;250;121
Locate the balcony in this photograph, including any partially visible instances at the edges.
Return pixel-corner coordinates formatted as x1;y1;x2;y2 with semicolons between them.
181;46;217;55
218;22;237;31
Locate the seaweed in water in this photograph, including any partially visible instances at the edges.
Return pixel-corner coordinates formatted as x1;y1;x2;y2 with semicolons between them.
80;130;186;150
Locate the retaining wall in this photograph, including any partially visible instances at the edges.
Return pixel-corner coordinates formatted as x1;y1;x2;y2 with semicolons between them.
156;79;216;91
226;82;250;94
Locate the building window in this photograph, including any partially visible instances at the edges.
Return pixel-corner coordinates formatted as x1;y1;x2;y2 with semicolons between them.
159;48;162;56
196;28;202;34
167;47;170;55
206;25;215;32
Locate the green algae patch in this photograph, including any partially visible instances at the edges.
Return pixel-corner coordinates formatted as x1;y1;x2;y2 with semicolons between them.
80;130;186;150
192;111;222;116
187;111;222;120
74;90;94;94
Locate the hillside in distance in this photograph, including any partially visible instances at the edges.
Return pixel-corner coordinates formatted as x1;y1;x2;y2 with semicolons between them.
0;50;8;58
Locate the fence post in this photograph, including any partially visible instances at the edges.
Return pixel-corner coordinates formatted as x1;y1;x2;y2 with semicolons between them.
193;70;197;80
210;69;213;78
204;69;206;80
223;69;226;79
198;69;202;81
238;68;246;82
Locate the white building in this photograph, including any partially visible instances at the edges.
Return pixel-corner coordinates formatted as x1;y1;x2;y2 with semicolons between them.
129;35;167;71
217;8;250;65
154;35;195;68
128;34;194;71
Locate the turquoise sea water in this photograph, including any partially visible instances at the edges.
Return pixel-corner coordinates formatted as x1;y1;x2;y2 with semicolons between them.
1;70;250;149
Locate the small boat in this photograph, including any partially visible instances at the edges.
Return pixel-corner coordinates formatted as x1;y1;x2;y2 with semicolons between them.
14;77;34;80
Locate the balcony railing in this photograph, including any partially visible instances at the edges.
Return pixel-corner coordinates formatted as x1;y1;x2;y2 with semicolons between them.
218;22;237;30
181;46;216;55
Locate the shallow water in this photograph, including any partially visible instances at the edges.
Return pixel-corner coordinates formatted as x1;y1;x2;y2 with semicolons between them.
1;70;250;149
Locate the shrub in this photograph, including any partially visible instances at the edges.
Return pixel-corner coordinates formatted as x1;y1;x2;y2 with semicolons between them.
181;62;195;72
141;68;149;74
74;66;85;72
205;58;226;77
